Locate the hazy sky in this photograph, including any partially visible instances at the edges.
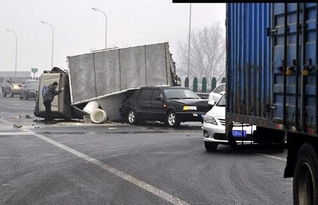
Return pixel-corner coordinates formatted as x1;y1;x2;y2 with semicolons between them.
0;0;225;74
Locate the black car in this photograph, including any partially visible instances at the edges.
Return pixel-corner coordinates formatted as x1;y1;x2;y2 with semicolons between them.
119;86;211;127
19;80;39;100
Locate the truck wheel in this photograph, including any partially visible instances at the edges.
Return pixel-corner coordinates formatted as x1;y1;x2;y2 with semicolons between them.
165;111;180;127
204;142;218;152
293;143;318;205
127;110;137;125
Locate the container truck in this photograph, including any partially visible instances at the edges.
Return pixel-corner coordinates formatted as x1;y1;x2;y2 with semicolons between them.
226;3;318;204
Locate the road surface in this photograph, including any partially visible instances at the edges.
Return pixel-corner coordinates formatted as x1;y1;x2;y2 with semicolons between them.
0;96;292;205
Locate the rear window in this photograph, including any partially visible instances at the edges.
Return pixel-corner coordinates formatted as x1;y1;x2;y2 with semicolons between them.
137;89;153;101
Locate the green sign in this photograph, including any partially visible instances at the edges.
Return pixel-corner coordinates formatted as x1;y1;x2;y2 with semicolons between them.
31;68;38;74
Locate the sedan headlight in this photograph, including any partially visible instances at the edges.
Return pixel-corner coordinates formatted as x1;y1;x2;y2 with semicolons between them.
203;116;218;125
183;105;197;111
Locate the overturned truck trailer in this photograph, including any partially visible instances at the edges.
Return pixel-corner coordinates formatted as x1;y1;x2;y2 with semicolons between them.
68;42;179;121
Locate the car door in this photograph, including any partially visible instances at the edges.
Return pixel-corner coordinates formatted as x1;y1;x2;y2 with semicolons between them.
135;89;153;120
148;89;165;121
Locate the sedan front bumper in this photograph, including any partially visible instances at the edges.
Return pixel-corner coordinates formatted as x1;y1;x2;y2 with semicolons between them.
202;122;255;144
176;111;206;122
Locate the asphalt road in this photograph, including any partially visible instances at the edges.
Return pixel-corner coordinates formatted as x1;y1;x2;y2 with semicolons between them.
0;96;292;205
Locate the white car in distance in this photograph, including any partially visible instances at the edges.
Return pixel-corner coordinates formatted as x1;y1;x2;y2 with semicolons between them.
208;83;226;105
202;94;256;151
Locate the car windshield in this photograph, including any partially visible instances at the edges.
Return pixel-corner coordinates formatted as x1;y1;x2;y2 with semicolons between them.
216;94;226;106
164;89;200;99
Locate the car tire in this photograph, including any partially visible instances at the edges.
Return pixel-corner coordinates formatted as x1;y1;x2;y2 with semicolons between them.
293;143;318;205
19;94;23;100
204;142;218;152
165;111;180;127
25;93;29;100
127;110;137;125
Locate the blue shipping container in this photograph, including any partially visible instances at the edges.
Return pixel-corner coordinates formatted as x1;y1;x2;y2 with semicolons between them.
226;3;272;127
226;3;318;135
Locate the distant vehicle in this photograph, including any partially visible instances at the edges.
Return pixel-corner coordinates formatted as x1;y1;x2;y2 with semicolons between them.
208;83;225;105
1;79;23;97
1;82;11;97
120;86;211;127
19;80;39;100
202;94;256;151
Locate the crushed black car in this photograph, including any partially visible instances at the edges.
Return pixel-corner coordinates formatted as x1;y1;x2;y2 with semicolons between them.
119;86;212;127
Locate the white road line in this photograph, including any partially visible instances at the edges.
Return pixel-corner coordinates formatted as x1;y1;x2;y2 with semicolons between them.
29;131;190;205
1;117;190;204
258;154;287;162
0;132;34;136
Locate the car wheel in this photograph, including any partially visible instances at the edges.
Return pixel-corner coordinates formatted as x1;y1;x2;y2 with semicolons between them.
19;94;23;100
25;93;29;100
293;143;318;205
204;142;218;152
10;92;14;97
165;111;180;127
127;110;137;125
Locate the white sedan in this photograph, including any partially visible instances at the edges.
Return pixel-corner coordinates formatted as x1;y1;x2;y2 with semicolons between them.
202;94;256;151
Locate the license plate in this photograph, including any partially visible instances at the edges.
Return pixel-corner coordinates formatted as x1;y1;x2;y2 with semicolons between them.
232;130;247;137
193;113;198;117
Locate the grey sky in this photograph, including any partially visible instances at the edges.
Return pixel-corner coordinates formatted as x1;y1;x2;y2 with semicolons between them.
0;0;225;74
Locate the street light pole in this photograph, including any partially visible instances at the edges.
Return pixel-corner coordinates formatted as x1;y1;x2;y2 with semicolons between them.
91;7;107;49
6;29;18;73
40;21;54;69
187;3;192;79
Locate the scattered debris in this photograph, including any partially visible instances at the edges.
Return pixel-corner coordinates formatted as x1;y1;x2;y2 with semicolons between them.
13;124;23;128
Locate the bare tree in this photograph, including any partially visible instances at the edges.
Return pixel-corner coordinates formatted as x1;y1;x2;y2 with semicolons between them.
177;22;225;84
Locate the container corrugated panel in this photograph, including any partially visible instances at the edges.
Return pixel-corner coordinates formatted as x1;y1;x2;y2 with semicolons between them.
272;3;318;132
226;3;272;125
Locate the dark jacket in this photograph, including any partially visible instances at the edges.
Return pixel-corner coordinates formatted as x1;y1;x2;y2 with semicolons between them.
43;84;62;102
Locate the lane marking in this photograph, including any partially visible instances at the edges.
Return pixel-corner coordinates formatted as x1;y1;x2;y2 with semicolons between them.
1;118;190;204
0;132;34;136
258;154;287;162
29;131;190;205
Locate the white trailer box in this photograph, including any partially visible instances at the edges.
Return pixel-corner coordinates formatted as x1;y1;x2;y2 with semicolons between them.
68;42;178;121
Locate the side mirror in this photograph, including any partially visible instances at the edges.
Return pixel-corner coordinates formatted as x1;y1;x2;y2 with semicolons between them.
155;96;162;101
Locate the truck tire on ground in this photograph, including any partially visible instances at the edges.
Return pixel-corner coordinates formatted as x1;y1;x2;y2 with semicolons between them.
204;142;217;152
293;143;318;205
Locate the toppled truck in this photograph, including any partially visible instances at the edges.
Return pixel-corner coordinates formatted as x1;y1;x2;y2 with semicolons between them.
67;42;179;121
35;42;179;122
